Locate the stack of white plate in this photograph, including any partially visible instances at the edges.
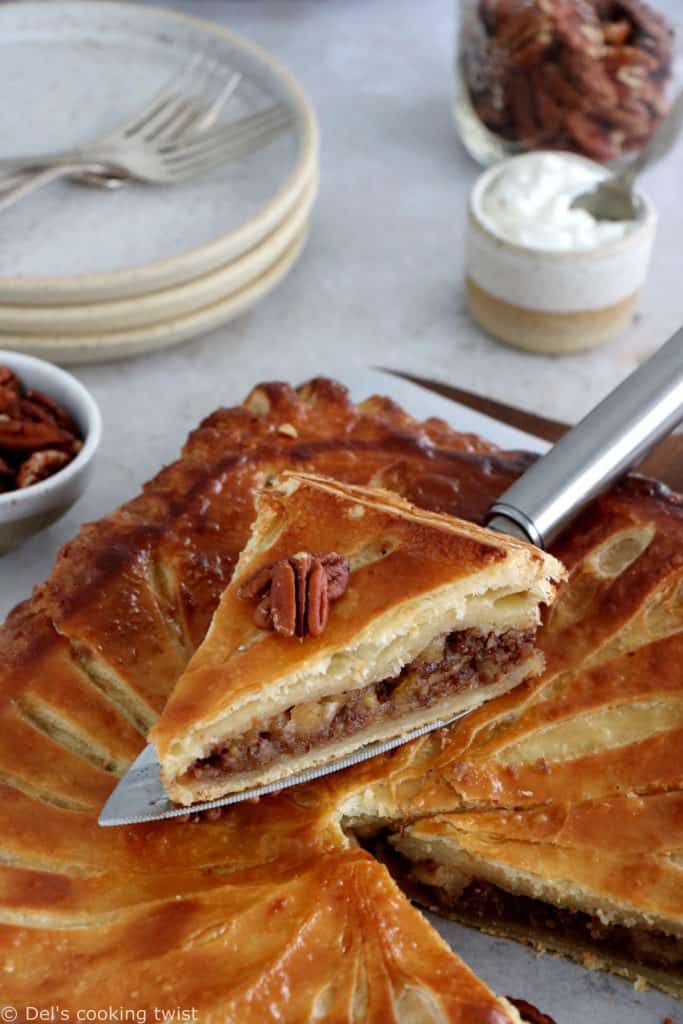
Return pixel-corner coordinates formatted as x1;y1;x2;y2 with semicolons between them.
0;2;318;364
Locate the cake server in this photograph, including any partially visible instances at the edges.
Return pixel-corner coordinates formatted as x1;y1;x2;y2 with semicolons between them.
99;330;683;826
486;328;683;547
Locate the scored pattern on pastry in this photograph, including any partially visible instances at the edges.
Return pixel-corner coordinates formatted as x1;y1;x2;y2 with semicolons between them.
330;480;683;995
0;380;531;1022
1;378;681;1015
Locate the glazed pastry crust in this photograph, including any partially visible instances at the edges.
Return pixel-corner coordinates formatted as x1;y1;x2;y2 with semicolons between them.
0;379;529;1023
1;377;682;1015
151;470;562;803
343;479;683;991
390;792;683;999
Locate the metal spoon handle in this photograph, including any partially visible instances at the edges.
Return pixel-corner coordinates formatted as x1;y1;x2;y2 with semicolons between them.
617;89;683;189
487;328;683;547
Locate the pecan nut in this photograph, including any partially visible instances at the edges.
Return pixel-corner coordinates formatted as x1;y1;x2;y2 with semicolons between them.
0;456;14;493
0;418;74;452
467;0;673;160
307;559;330;635
16;450;71;489
0;366;20;416
238;551;350;639
565;109;620;162
494;4;553;68
0;363;83;493
603;18;631;45
269;560;297;636
24;387;80;435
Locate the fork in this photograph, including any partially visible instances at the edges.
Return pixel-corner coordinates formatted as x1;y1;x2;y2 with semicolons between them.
0;104;293;213
0;52;290;214
0;56;241;185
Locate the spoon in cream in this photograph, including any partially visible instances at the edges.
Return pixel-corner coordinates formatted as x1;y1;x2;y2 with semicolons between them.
571;89;683;223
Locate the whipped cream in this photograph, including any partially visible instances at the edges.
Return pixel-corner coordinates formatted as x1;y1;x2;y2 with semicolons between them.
477;152;635;252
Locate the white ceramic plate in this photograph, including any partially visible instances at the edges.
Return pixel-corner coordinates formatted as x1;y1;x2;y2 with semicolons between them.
0;1;318;304
4;227;309;364
0;173;317;335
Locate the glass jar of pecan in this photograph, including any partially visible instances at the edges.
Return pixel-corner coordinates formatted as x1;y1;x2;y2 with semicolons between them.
453;0;677;165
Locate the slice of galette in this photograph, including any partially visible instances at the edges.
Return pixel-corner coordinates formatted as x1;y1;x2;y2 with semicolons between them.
150;471;564;805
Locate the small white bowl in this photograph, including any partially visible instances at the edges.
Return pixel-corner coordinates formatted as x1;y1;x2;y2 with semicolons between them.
465;153;658;354
0;351;101;553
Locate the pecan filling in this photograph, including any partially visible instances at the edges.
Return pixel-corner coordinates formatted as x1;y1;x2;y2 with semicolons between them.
410;870;683;976
190;628;535;781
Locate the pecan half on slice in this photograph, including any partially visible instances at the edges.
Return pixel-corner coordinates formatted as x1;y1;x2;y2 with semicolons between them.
238;552;350;639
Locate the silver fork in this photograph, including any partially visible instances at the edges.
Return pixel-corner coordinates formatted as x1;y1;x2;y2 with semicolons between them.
0;55;241;184
0;105;293;213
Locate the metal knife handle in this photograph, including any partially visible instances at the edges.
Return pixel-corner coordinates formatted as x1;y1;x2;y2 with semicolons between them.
487;328;683;548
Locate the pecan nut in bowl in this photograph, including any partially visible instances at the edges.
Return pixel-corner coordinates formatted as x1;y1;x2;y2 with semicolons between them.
0;351;101;555
16;450;71;490
0;366;20;414
0;363;83;493
457;0;675;163
0;416;76;454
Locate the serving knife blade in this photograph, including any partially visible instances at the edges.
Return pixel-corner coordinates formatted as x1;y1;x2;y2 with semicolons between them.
383;365;683;492
379;368;568;443
98;713;468;826
100;330;683;826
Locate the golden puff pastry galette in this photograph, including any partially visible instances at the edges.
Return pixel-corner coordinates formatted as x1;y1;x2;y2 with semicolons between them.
1;377;681;1019
151;471;563;805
